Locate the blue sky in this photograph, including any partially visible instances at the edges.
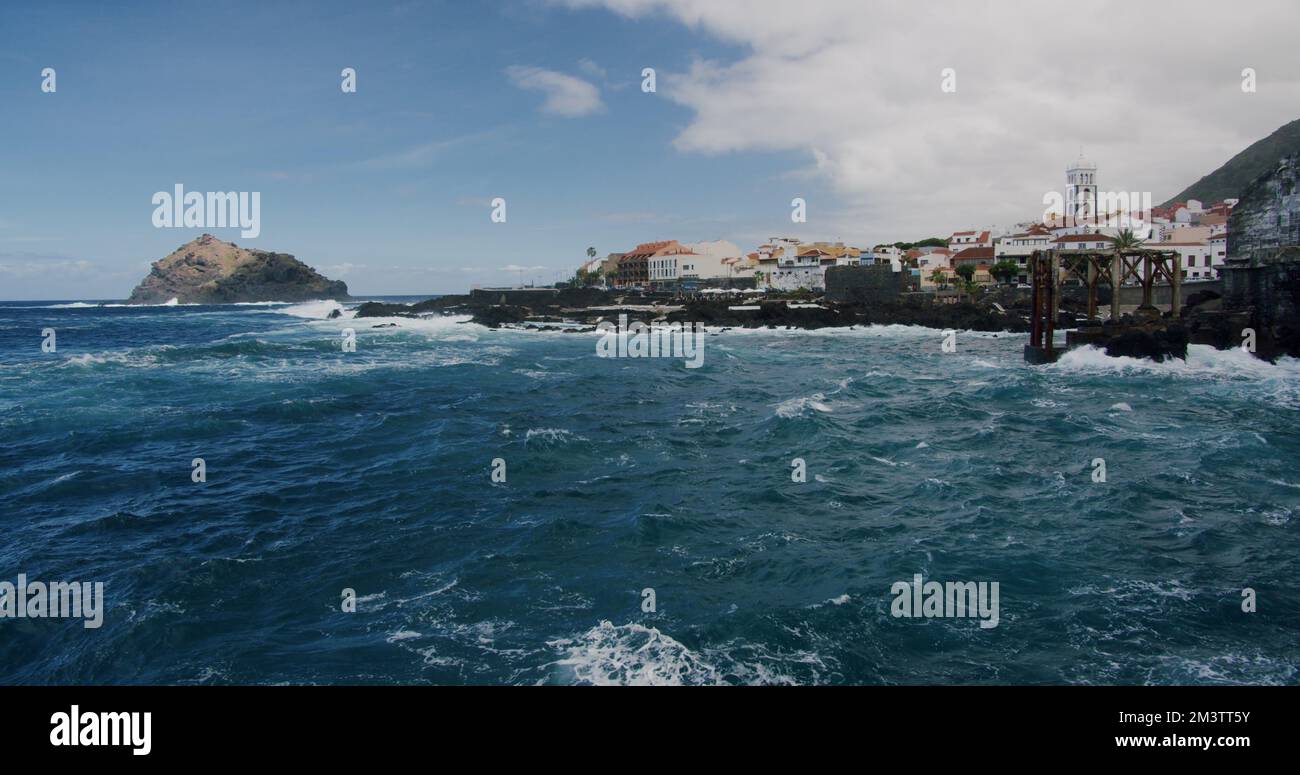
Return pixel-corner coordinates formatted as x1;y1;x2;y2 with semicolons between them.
0;0;820;298
3;0;1298;299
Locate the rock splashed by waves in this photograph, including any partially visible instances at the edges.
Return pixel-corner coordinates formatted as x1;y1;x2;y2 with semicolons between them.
127;234;349;305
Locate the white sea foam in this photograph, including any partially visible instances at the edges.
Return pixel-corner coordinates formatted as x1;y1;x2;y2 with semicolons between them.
697;322;957;339
344;314;484;336
775;393;833;417
278;299;349;319
548;621;722;686
525;428;582;444
60;351;160;368
1109;402;1134;411
32;299;199;309
1055;344;1300;380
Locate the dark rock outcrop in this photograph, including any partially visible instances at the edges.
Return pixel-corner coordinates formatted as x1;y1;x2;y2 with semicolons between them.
1102;324;1189;362
1186;152;1300;360
128;234;349;304
353;285;1031;333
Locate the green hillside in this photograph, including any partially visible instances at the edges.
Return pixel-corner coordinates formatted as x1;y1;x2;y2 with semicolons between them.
1162;118;1300;207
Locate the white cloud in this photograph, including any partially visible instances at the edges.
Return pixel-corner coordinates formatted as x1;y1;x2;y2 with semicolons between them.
350;132;490;171
0;256;95;278
505;65;605;117
323;262;365;277
564;0;1300;241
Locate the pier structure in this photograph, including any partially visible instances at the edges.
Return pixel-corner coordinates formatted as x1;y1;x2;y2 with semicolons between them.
1024;248;1183;364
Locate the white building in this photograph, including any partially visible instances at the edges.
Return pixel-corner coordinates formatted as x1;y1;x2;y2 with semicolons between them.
1158;225;1212;244
647;252;692;283
915;247;954;271
680;240;744;280
1052;233;1114;252
1162;240;1218;281
948;230;992;250
645;239;746;285
1066;154;1098;223
1207;233;1227;269
770;248;831;291
994;229;1053;284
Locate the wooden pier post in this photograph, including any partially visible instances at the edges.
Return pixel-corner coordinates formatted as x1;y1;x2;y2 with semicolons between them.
1086;258;1098;320
1110;252;1122;321
1170;254;1183;317
1046;251;1058;355
1029;253;1041;347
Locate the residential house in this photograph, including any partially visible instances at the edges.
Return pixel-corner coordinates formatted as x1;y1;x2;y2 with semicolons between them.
1207;232;1227;273
681;240;743;283
951;246;995;285
994;226;1053;284
619;240;692;287
1161;239;1217;281
770;247;832;291
949;230;992;251
1051;233;1114;251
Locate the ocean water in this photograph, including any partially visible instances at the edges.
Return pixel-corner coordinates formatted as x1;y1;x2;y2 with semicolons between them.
1;297;1298;685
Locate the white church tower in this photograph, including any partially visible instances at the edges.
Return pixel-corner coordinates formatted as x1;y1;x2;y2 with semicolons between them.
1066;153;1098;225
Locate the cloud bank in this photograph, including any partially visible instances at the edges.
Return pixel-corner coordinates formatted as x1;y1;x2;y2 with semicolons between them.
565;0;1300;240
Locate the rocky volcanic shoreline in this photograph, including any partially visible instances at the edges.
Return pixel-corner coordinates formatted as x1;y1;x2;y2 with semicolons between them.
353;287;1033;334
353;286;1254;363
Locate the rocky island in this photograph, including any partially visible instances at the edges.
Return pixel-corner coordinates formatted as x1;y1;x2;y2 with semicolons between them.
128;234;349;304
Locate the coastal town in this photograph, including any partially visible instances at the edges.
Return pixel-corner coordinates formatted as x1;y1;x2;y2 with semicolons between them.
565;155;1236;298
352;145;1300;367
357;134;1299;364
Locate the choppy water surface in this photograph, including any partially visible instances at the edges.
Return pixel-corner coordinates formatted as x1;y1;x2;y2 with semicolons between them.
1;298;1298;684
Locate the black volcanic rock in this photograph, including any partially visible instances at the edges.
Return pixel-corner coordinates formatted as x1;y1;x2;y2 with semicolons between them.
352;286;1032;334
1103;325;1189;362
664;297;1028;333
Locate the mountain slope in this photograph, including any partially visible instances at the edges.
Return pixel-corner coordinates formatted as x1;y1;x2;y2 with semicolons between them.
1162;118;1300;206
128;234;349;304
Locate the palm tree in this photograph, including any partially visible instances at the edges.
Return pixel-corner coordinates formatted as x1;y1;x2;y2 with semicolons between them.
1109;228;1145;253
953;264;977;300
586;246;597;260
991;260;1019;285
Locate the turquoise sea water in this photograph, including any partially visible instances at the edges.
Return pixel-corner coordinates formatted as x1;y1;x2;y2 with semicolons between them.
1;298;1298;684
